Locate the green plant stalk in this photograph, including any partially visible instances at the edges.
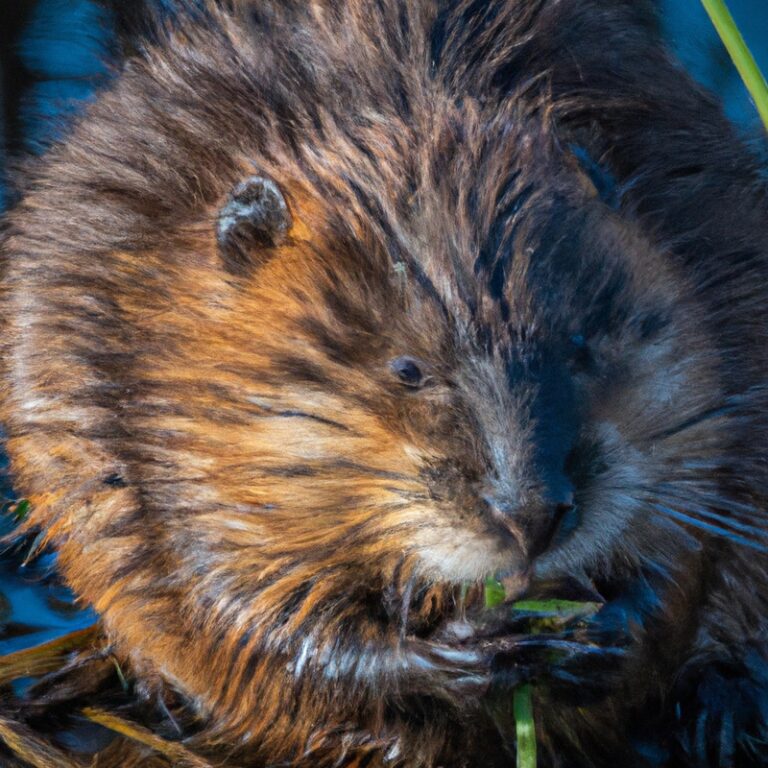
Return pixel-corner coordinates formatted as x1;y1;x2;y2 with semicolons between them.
700;0;768;131
483;579;601;767
513;685;537;768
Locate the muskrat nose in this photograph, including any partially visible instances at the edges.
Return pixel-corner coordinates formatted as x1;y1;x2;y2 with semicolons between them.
482;492;576;559
482;494;528;556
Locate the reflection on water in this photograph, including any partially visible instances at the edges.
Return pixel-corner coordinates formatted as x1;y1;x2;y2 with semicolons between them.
0;0;766;655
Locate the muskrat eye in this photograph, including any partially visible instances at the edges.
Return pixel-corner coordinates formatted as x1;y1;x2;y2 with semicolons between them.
390;356;426;388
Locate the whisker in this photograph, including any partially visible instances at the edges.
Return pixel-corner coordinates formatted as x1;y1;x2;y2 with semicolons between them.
653;497;768;540
644;386;768;444
637;481;767;529
650;503;768;552
669;491;764;522
696;493;766;520
646;403;742;442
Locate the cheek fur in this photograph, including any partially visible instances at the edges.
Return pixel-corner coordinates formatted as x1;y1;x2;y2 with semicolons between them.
409;520;519;582
537;329;722;577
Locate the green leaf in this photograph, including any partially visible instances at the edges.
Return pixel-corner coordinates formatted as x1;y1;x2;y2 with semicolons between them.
484;577;507;608
511;599;602;616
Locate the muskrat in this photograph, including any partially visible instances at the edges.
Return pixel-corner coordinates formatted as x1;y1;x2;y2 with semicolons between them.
1;1;767;766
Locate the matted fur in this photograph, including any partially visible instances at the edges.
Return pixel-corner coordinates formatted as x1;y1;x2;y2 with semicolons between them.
1;1;768;766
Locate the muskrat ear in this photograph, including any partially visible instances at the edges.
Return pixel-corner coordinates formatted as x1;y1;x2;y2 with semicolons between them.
216;176;293;274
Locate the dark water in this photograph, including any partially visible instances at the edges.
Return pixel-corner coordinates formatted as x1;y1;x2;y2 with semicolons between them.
0;0;766;652
0;468;97;658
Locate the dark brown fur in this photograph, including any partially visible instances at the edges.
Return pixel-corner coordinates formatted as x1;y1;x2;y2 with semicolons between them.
1;1;768;766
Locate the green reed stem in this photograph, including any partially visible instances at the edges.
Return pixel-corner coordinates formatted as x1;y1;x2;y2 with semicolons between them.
700;0;768;131
513;685;537;768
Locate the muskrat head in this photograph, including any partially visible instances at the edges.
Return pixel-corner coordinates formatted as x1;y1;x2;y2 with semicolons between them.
153;120;719;645
2;95;728;749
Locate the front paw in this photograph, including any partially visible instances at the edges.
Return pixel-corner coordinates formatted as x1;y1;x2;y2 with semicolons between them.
487;625;630;702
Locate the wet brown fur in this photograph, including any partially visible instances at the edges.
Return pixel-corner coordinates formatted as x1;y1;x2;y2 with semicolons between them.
2;1;768;766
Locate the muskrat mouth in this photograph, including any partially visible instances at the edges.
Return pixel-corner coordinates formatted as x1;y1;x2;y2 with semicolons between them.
422;575;606;651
